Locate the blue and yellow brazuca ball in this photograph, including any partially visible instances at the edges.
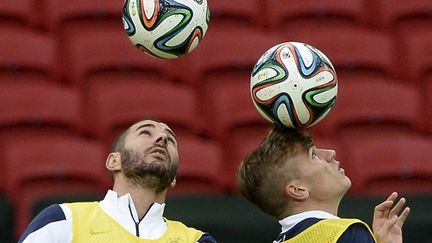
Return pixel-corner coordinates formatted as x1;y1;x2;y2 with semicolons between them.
250;42;338;129
122;0;210;59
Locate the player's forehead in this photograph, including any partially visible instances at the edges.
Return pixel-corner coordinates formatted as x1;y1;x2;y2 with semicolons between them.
130;120;171;132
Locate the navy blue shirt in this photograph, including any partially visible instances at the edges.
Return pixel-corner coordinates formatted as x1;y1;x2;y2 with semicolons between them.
274;218;375;243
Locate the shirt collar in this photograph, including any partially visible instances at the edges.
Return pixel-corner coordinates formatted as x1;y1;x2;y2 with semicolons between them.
100;190;166;224
278;210;339;233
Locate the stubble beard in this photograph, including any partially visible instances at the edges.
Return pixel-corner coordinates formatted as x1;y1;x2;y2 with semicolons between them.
121;148;178;193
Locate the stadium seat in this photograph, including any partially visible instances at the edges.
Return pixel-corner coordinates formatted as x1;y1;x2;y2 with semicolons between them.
371;0;432;30
176;27;284;85
201;78;270;139
266;0;370;31
2;134;108;239
397;29;432;81
42;0;123;33
423;78;432;133
84;80;199;144
63;28;171;87
275;25;397;79
0;28;58;84
165;194;280;243
225;125;272;191
41;0;140;83
0;0;35;29
168;134;224;195
207;0;266;29
345;133;432;196
0;82;82;138
313;77;421;137
179;28;282;135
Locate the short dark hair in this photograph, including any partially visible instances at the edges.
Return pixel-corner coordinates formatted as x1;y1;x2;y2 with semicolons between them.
237;126;312;218
111;128;129;153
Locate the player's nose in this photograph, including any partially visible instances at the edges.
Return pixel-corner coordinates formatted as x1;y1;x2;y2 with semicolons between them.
155;132;168;147
320;149;336;162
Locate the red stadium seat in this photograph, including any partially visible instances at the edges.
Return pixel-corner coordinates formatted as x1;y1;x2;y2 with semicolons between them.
371;0;432;30
345;133;432;196
43;0;123;33
370;1;432;83
0;82;82;138
41;0;137;83
207;0;266;29
0;28;58;84
201;76;271;139
63;28;171;87
397;29;432;82
313;77;421;137
178;29;282;135
2;134;108;238
0;0;35;28
168;134;224;195
84;80;199;144
225;125;272;192
176;28;284;85
277;25;397;79
423;77;432;133
266;0;370;31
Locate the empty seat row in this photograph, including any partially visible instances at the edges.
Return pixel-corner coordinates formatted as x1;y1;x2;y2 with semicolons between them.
2;0;431;31
2;25;431;89
2;75;432;141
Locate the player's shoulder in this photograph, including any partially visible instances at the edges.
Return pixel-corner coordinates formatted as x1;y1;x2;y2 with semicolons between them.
18;204;67;242
165;219;217;243
338;221;376;243
197;232;217;243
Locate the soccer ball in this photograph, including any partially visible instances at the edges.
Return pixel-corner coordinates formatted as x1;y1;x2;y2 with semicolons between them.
122;0;210;59
250;42;338;129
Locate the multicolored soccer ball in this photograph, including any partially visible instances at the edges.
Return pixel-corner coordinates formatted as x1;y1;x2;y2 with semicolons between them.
251;42;338;129
122;0;210;59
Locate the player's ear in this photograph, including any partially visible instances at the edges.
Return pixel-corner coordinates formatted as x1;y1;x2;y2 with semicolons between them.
106;152;122;172
286;182;309;201
170;177;176;188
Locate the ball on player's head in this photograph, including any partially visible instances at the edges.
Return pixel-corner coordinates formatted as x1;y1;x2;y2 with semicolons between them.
250;42;338;129
122;0;210;59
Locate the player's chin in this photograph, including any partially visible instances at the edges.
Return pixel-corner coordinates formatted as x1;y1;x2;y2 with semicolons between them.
149;158;168;168
343;176;352;189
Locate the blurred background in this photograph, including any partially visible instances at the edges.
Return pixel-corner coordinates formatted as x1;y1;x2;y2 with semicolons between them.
0;0;432;242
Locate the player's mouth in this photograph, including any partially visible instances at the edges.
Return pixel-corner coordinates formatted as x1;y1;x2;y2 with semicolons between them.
334;161;345;174
150;147;168;160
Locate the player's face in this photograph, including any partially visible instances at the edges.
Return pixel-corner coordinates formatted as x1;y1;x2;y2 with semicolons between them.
120;120;179;192
295;146;351;199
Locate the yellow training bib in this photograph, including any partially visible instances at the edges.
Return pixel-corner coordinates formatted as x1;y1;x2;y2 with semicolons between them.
67;202;204;243
282;218;376;243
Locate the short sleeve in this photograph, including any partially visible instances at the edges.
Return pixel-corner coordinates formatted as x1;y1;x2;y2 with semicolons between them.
337;223;376;243
18;204;72;243
197;232;217;243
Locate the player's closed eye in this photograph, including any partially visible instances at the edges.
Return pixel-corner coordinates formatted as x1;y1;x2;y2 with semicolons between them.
167;136;176;145
139;130;151;136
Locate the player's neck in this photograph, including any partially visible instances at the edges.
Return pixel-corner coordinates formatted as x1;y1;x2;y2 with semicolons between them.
288;200;339;217
112;180;167;219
